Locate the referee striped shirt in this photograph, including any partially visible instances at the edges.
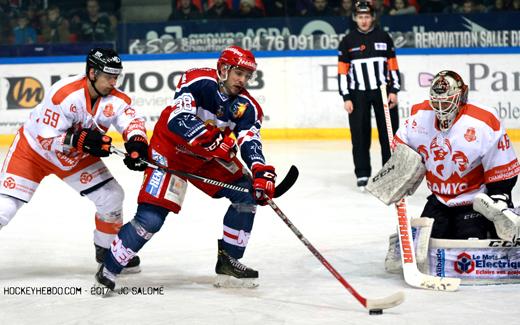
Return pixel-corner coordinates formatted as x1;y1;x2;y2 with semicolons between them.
338;27;400;101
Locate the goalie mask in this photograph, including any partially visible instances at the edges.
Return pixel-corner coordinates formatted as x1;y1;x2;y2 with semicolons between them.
429;70;468;131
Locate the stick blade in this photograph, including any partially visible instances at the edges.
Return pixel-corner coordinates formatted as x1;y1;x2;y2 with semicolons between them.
274;165;299;198
365;291;405;310
406;273;461;291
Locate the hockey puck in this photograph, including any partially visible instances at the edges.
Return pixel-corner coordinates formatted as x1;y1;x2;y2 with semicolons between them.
369;309;383;315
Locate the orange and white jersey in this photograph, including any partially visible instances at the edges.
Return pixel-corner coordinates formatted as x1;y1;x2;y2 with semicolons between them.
395;100;520;207
22;74;146;170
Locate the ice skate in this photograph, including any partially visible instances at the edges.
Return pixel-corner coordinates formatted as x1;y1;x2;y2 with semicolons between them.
357;177;368;192
95;244;141;274
94;265;116;297
214;240;259;288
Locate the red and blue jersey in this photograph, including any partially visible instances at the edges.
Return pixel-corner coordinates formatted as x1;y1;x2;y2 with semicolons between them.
151;68;266;170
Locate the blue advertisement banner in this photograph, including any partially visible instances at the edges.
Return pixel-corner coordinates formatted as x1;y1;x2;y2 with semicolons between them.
119;12;520;53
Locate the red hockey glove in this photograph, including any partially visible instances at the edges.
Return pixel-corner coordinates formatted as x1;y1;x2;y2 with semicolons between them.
123;135;149;171
66;128;112;157
252;164;277;205
193;128;236;162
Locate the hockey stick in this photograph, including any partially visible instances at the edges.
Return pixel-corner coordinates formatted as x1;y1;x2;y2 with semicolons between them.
110;146;299;198
380;85;460;291
267;198;405;311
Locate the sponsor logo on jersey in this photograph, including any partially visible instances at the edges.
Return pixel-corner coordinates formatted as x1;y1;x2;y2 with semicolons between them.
348;45;366;52
124;107;136;117
146;169;165;197
426;179;469;195
103;103;114;117
55;151;80;167
5;77;44;109
374;42;387;50
237;58;257;70
80;172;93;184
464;127;476;142
454;252;475;274
3;177;16;189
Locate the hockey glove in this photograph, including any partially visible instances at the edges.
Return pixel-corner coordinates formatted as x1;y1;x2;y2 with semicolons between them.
252;164;277;205
123;135;148;171
65;128;112;157
193;128;236;162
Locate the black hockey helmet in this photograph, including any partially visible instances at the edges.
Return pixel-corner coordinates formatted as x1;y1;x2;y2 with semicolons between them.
353;1;374;16
86;48;123;76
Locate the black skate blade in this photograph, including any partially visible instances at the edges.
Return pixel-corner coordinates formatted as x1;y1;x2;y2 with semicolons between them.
214;274;259;288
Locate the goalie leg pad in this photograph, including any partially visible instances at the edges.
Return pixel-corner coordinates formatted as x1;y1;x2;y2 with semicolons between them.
366;144;426;205
384;217;434;274
473;193;520;242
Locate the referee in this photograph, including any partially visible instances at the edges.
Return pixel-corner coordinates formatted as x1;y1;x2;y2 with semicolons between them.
337;0;401;191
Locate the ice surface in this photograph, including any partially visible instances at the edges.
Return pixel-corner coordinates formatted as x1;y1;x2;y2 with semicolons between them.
0;140;518;324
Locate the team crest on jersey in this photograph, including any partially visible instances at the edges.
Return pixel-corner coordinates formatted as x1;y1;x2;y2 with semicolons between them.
103;103;114;117
374;42;387;51
464;127;476;142
430;136;452;162
231;102;248;118
37;135;53;151
452;151;469;172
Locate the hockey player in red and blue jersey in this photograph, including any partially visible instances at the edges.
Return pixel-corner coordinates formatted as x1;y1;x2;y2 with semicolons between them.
95;46;277;290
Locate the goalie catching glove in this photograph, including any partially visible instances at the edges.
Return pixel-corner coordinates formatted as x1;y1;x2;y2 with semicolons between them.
123;135;148;171
366;144;426;205
192;128;237;162
65;128;112;157
252;164;276;205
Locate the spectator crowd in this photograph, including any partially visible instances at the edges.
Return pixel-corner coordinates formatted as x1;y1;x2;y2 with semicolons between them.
1;0;519;45
0;0;118;45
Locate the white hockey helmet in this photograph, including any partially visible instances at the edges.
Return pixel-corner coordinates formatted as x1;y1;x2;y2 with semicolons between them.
429;70;468;131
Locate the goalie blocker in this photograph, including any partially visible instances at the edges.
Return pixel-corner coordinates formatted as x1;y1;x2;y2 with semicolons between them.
473;193;520;242
386;217;520;285
366;144;426;205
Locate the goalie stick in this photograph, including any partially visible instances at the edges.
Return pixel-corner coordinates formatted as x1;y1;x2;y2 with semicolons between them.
109;146;298;198
380;85;460;291
267;198;405;311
